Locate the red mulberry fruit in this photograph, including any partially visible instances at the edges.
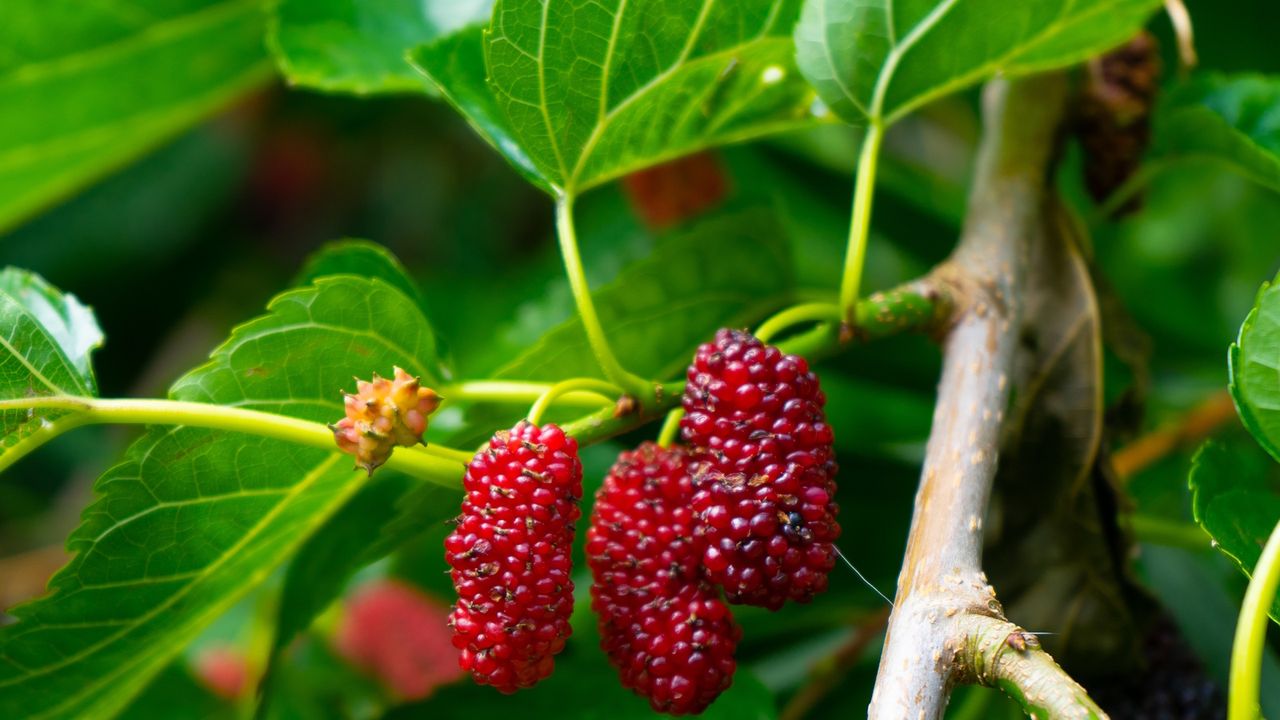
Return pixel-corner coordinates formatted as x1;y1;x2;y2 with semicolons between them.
681;329;840;609
445;421;582;692
587;443;740;715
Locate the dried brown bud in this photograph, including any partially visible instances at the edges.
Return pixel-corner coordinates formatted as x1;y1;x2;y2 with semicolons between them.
1076;31;1162;217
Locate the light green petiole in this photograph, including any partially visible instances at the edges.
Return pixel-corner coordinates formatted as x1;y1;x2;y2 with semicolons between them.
1229;517;1280;720
0;396;470;486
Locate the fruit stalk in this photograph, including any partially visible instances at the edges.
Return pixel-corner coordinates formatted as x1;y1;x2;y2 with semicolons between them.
554;194;651;400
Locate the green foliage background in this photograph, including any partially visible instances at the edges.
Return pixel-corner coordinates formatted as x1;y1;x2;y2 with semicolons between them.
1;0;1279;718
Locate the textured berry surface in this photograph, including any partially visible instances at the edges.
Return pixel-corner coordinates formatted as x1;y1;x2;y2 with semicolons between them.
587;443;740;715
681;329;839;609
445;421;582;693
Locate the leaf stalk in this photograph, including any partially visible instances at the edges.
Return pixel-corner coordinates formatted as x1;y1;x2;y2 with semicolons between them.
839;121;885;324
1229;517;1280;720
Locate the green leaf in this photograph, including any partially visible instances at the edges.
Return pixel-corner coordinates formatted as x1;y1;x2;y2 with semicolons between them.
1189;439;1280;622
410;26;545;190
1230;269;1280;462
269;0;492;95
117;663;236;720
496;207;793;383
794;0;1162;126
1153;74;1280;194
0;275;445;719
0;0;273;234
482;0;823;193
295;239;426;311
0;268;102;469
261;477;458;693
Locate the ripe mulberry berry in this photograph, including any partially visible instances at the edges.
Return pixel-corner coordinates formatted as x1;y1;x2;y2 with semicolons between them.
332;367;442;473
445;421;582;693
681;329;840;609
587;443;740;715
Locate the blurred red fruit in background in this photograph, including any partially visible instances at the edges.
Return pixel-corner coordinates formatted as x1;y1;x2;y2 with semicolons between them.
335;579;463;700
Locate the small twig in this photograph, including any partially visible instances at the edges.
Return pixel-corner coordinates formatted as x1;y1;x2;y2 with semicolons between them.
560;279;947;445
1112;390;1236;482
954;615;1107;719
780;608;891;720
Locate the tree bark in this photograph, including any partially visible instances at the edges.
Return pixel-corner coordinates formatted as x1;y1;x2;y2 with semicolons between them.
867;74;1102;719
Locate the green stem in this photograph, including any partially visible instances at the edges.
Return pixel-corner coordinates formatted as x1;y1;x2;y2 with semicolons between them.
1130;515;1210;552
527;378;622;425
1230;517;1280;720
561;279;946;445
0;396;467;486
554;194;650;398
755;302;841;344
441;380;612;408
0;281;946;486
656;408;684;448
839;122;885;324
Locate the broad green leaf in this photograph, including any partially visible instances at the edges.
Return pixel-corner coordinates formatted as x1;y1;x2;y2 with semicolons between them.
263;476;456;681
0;268;102;469
295;239;426;312
1189;440;1280;622
1153;74;1280;194
1230;269;1280;462
0;0;273;234
483;0;823;193
495;208;793;383
794;0;1162;126
117;663;236;720
269;0;492;95
410;26;545;190
0;275;446;719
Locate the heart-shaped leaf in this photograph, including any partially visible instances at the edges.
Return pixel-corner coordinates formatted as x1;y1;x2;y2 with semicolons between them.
0;268;102;470
795;0;1162;127
269;0;493;95
1189;439;1280;623
1153;74;1280;195
1230;269;1280;462
0;274;449;719
435;0;823;194
410;25;546;190
0;0;272;234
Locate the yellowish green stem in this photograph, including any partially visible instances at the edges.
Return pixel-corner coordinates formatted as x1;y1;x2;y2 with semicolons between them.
0;396;467;486
554;194;651;398
839;122;885;324
656;408;684;448
441;380;613;408
1230;517;1280;720
527;378;622;425
755;302;841;344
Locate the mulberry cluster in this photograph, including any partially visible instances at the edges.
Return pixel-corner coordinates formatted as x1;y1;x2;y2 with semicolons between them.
332;366;442;473
441;327;837;713
587;444;740;715
445;421;582;693
680;329;840;609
